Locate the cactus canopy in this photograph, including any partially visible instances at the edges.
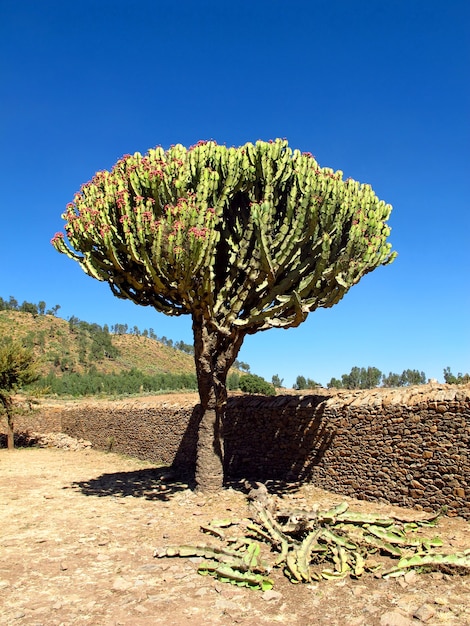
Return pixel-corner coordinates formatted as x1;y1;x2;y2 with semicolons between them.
53;139;396;490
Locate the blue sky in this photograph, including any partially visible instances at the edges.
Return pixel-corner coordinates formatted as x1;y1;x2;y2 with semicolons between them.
1;0;469;386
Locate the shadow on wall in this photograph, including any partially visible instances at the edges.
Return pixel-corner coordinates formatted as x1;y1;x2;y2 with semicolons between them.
172;404;202;479
171;396;336;483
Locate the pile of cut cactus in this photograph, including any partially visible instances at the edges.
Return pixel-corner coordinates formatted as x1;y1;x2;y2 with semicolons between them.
154;498;470;591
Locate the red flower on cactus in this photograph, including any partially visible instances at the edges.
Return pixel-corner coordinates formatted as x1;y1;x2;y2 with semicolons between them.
189;226;209;240
51;232;64;244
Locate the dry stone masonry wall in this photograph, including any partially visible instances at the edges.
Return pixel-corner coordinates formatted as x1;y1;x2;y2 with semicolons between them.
5;385;469;519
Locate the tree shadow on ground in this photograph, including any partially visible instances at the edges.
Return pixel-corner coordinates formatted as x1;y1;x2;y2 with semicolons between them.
69;466;194;501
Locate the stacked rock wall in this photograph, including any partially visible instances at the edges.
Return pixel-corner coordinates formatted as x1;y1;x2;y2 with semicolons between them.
4;385;469;518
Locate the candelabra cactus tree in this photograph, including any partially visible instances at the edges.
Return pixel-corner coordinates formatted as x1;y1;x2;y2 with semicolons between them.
52;139;396;490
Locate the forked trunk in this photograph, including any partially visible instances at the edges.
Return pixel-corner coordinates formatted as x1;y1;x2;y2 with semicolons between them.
192;314;245;491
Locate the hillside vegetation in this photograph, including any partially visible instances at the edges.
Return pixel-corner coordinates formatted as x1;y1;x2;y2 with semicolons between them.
0;310;246;397
0;310;195;377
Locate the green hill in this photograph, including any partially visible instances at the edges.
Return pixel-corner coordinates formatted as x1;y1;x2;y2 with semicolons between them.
0;310;196;378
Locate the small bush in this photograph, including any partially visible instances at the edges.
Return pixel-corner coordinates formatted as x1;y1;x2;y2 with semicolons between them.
239;374;276;396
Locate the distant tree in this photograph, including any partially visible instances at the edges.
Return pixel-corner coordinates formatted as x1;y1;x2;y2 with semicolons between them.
0;340;39;449
46;304;61;316
381;372;401;387
306;377;321;389
381;370;426;387
68;315;80;332
227;372;240;390
294;375;307;390
239;374;275;396
20;301;39;316
52;139;395;490
327;377;343;389
399;369;426;386
38;301;46;315
113;323;128;335
348;366;363;389
443;367;470;385
327;366;382;389
294;375;320;390
8;296;18;310
361;366;382;389
271;374;284;388
234;360;251;373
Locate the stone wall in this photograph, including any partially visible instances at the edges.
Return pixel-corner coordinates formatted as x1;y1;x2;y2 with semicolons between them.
4;385;469;519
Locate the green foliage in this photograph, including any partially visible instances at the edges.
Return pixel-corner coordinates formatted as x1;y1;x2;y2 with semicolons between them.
293;375;321;390
271;374;284;388
443;367;470;385
239;374;275;396
68;317;119;363
34;368;198;397
0;295;54;316
234;360;250;373
0;339;39;396
382;369;427;387
0;339;40;448
227;372;240;390
335;366;382;389
294;375;307;390
327;366;427;389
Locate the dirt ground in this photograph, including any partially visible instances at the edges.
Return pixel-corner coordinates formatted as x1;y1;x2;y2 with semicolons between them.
1;447;469;626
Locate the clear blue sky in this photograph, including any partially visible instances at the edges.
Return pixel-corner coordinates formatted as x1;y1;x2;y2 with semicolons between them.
1;0;469;386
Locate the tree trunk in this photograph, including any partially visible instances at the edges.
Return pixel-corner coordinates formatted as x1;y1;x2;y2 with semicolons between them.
1;396;15;450
192;314;245;492
7;414;14;450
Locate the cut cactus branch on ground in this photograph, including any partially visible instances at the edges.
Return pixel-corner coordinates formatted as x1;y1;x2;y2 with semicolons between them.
154;497;470;590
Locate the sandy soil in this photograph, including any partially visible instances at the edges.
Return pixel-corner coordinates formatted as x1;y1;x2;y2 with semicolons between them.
1;447;469;626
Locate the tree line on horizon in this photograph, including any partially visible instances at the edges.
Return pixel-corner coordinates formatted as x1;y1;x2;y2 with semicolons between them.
286;365;469;390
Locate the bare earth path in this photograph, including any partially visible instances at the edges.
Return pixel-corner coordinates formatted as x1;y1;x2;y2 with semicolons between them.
1;447;469;626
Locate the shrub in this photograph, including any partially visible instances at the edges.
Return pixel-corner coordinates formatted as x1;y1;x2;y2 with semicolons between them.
239;374;275;396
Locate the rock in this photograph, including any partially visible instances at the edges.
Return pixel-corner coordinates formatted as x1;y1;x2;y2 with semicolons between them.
261;590;283;602
380;610;413;626
403;570;416;584
413;604;435;622
112;576;133;591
